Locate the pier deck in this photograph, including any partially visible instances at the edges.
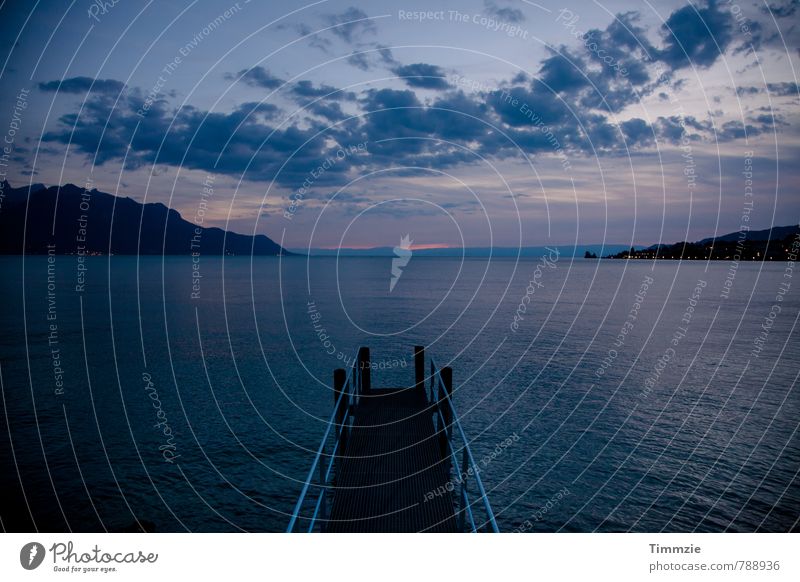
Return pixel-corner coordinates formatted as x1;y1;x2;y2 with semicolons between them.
327;388;457;532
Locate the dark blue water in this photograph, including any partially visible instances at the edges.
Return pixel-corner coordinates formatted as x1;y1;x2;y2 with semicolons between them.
1;255;798;532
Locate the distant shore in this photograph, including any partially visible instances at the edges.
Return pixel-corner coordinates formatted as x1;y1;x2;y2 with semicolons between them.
607;231;799;261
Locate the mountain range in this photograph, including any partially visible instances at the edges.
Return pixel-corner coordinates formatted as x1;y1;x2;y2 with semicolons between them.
2;181;796;260
0;182;288;256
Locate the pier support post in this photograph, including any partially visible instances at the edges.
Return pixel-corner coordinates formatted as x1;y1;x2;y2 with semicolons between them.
414;346;425;397
358;346;371;394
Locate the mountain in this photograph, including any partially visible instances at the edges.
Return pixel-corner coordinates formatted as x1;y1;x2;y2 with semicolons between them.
0;181;289;256
608;224;799;260
697;225;799;245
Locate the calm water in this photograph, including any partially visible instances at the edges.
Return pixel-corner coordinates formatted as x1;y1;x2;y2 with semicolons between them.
1;255;798;532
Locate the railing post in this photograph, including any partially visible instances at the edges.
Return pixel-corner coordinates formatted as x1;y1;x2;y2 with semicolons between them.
458;489;466;532
441;366;453;438
358;346;371;395
429;361;434;402
460;447;469;532
334;368;346;468
334;368;346;428
414;346;425;396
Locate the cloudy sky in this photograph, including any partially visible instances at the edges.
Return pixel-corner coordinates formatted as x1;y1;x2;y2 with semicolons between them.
0;0;798;249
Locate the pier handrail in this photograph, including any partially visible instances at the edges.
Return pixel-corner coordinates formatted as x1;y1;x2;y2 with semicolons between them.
430;358;500;533
286;348;363;532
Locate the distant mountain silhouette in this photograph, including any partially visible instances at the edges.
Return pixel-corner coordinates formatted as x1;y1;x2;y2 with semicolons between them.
0;181;289;256
697;225;799;245
609;224;799;260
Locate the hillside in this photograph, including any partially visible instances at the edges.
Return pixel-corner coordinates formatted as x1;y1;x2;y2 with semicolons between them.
608;225;799;260
0;181;288;256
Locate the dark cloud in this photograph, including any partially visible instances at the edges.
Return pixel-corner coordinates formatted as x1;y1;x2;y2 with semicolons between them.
41;89;354;188
392;63;450;90
736;86;761;96
483;0;525;23
427;91;491;141
530;12;659;115
767;82;799;96
237;102;282;120
762;0;799;18
347;44;399;71
620;118;654;146
737;82;799;97
658;0;732;69
295;22;334;52
325;7;377;43
38;1;775;199
538;48;591;94
306;101;348;122
225;66;284;89
346;51;371;71
584;12;654;86
38;77;125;94
487;85;569;127
750;113;787;127
291;80;357;102
718;119;764;140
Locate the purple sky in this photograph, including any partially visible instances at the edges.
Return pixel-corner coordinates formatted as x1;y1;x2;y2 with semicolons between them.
0;0;798;248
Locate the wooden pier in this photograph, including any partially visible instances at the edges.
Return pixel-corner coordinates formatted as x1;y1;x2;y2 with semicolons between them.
287;346;498;533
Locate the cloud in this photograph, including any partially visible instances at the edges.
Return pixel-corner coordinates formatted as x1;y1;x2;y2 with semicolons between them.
737;82;799;97
584;12;655;86
38;77;125;94
767;82;799;96
306;101;348;121
346;51;371;71
325;7;377;44
392;63;450;90
225;67;284;89
657;0;732;69
291;80;357;101
537;48;592;94
762;0;799;18
620;117;654;146
530;12;659;115
38;0;781;200
346;44;398;71
483;0;525;23
294;22;333;52
41;88;354;188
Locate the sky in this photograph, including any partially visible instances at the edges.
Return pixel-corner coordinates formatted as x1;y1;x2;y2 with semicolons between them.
0;0;798;249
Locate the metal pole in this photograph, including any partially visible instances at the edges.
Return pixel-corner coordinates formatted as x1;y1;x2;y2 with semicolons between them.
414;346;425;396
441;366;453;438
358;346;371;394
334;368;346;468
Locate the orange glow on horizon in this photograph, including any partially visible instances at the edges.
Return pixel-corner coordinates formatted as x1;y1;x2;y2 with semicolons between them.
316;243;454;250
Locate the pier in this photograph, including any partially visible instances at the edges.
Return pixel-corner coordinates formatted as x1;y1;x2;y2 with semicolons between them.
287;347;499;533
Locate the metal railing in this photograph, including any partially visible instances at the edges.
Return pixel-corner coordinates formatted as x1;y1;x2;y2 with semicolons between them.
286;348;364;533
430;358;500;533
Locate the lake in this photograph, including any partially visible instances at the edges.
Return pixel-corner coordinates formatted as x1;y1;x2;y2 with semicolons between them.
0;255;797;532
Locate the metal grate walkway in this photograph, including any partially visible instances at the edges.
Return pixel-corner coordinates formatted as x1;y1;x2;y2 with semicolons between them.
326;388;457;532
